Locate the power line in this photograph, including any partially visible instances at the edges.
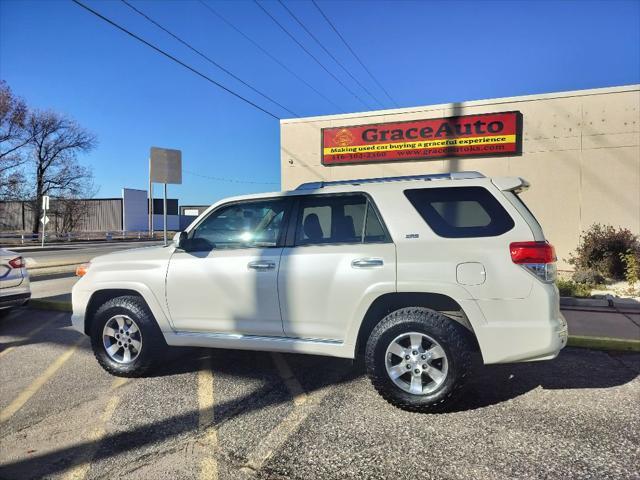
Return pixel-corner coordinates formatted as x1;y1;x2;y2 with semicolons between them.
253;0;373;110
184;169;278;185
311;0;399;108
121;0;299;117
71;0;280;120
197;0;343;113
277;0;386;108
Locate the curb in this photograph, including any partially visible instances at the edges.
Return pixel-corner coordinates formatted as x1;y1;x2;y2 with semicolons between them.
567;335;640;353
28;299;73;312
28;264;79;277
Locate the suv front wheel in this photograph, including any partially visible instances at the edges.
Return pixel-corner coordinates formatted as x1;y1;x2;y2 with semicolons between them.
365;307;474;412
90;295;166;377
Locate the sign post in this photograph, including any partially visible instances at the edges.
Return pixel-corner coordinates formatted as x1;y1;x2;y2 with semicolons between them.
148;157;153;239
41;195;50;247
149;147;182;246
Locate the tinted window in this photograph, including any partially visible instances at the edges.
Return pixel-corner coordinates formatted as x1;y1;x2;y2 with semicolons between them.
295;195;388;246
188;199;288;251
404;187;514;238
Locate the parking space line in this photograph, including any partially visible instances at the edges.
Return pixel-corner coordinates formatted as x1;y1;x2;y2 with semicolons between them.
62;377;129;480
270;352;307;406
242;353;329;473
0;315;60;358
0;335;84;423
198;355;218;480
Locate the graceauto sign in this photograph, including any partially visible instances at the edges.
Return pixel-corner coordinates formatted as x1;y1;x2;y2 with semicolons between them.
321;111;522;165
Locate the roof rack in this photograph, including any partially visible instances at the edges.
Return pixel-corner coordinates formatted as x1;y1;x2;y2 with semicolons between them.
295;171;485;190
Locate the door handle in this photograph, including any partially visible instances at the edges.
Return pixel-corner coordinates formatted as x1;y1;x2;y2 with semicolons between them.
248;260;276;270
351;258;384;268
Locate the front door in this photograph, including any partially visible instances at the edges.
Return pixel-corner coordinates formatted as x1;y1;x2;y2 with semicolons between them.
166;197;291;336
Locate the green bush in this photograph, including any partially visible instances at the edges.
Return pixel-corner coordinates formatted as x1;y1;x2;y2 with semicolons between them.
568;224;640;281
556;278;593;298
571;269;605;285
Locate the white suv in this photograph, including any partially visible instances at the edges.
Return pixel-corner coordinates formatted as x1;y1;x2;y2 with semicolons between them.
72;171;567;412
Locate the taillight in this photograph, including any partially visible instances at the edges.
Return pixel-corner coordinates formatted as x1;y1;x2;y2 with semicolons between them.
8;257;25;269
510;241;557;282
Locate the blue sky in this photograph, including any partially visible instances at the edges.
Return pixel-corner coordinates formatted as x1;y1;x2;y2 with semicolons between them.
1;0;639;205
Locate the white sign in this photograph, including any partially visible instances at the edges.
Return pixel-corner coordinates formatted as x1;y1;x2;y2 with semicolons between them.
150;147;182;184
40;215;49;226
42;195;50;210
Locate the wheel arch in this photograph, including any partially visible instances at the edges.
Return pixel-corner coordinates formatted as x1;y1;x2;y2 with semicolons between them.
84;289;148;335
355;292;480;356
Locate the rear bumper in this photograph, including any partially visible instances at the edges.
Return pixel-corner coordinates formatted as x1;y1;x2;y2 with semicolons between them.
472;283;568;364
0;292;31;309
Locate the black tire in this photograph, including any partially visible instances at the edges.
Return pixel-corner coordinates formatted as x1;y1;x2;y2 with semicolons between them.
365;307;474;413
90;295;166;377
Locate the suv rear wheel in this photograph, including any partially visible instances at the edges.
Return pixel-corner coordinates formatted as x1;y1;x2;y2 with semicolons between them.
90;295;166;377
365;307;474;412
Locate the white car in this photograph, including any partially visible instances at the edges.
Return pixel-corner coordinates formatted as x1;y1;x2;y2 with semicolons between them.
72;172;567;412
0;248;31;310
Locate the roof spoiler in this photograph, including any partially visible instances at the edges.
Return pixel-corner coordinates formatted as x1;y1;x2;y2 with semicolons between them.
491;177;530;194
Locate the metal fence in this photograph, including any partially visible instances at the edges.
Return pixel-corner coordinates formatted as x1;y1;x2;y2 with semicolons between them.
0;230;172;246
0;199;123;232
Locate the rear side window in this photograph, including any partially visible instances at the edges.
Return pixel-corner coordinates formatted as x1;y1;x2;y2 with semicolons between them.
295;194;389;246
404;187;514;238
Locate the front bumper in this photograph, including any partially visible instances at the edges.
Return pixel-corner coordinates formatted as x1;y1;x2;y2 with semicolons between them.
71;281;90;334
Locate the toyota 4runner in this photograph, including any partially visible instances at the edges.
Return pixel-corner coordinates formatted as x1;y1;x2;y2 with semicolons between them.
72;171;567;412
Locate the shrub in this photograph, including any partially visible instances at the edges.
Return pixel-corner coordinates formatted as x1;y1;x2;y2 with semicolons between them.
568;224;640;281
620;250;639;295
556;278;593;298
571;269;605;285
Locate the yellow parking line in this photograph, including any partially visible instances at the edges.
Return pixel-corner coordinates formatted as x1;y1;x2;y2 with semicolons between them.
271;353;307;406
0;316;59;358
198;355;218;480
243;353;320;472
62;377;129;480
0;335;84;423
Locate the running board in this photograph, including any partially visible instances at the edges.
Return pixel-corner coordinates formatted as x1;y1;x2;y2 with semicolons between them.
163;330;353;359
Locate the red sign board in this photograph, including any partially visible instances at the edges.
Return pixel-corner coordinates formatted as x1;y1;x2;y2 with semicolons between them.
321;111;522;165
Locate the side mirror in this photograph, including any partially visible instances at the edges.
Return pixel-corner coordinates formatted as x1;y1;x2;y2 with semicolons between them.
173;231;187;249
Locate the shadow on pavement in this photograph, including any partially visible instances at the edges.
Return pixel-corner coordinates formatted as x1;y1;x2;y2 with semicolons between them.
1;308;638;478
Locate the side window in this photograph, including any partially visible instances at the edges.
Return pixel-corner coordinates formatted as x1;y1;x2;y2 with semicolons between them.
188;199;288;251
295;194;389;246
404;187;514;238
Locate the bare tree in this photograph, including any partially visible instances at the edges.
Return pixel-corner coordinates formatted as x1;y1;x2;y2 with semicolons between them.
52;198;93;234
25;110;97;233
0;81;30;198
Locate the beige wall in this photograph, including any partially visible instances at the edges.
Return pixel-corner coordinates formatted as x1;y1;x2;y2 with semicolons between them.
280;85;640;269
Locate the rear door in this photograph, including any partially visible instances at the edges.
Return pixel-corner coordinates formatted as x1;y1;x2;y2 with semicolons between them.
278;193;396;341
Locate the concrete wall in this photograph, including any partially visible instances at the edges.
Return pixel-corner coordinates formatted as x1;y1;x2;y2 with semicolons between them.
280;85;640;269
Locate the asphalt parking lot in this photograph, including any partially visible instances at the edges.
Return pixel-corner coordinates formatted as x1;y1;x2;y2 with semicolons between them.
0;307;638;480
